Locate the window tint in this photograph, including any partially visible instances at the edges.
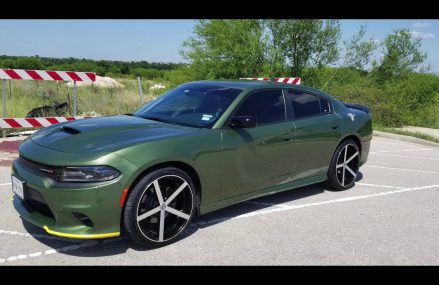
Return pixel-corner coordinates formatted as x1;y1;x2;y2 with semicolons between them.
320;97;331;114
286;90;321;119
235;89;285;125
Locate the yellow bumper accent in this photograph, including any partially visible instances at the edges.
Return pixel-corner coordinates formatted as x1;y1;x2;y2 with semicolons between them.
43;226;120;239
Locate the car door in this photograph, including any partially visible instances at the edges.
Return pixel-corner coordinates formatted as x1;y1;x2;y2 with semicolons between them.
220;89;295;199
284;89;342;180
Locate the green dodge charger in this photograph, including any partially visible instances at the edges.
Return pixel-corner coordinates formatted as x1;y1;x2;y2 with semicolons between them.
11;80;372;247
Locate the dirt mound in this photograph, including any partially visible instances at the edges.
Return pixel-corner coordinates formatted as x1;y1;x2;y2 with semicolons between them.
150;83;166;90
66;75;124;88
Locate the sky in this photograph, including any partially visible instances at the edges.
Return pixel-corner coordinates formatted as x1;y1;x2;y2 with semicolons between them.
0;19;438;73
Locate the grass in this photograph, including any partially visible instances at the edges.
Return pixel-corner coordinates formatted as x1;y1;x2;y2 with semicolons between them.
411;93;439;130
0;78;170;118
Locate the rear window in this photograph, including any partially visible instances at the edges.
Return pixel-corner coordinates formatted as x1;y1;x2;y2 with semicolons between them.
286;90;321;119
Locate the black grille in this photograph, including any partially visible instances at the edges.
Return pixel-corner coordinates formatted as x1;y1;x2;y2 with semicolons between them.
17;155;62;181
22;186;55;220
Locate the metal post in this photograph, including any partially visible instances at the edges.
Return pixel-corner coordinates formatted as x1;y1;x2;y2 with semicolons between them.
2;79;7;138
137;77;144;104
8;79;12;99
2;79;6;117
73;80;77;116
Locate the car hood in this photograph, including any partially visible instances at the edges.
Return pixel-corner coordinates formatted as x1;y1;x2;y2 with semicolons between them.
31;115;199;154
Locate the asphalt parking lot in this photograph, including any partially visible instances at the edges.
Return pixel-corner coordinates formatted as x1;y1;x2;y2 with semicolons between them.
1;136;439;265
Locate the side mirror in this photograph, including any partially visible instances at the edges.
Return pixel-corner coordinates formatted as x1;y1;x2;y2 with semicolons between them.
229;116;257;128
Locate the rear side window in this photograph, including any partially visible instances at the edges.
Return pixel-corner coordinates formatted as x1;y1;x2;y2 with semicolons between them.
320;97;332;114
286;90;321;119
235;89;285;125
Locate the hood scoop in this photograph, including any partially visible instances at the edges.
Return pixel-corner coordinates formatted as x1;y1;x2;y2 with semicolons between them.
61;126;81;135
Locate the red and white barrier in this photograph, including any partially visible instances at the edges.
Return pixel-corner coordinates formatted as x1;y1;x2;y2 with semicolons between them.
0;69;97;130
0;69;96;82
0;117;91;129
240;77;301;85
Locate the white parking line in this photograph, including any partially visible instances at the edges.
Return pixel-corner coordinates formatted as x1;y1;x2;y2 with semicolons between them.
0;229;83;243
355;182;409;190
369;148;434;154
0;236;127;264
1;240;98;263
0;183;11;186
371;153;439;161
245;200;293;210
244;182;409;208
365;165;439;174
244;183;409;208
190;183;439;228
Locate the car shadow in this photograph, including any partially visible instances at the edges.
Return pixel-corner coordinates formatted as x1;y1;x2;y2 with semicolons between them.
21;171;364;257
356;171;364;182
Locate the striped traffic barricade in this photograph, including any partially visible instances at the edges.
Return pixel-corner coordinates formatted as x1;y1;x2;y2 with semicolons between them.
239;77;301;84
0;116;90;129
0;68;96;135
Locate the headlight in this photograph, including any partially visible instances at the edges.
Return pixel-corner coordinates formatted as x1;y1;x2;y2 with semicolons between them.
59;166;120;182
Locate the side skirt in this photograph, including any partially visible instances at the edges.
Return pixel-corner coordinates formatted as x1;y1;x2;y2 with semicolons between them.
200;174;328;215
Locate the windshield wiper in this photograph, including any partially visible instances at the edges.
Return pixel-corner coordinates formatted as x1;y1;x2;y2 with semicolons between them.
140;115;195;127
141;116;173;124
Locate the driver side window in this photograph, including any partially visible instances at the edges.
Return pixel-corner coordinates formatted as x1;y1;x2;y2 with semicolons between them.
235;89;286;125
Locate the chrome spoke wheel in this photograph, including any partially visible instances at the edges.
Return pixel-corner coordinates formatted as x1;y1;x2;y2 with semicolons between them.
136;175;193;243
335;144;359;187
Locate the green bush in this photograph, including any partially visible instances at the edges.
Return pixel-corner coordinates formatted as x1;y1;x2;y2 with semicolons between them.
301;67;439;128
164;66;196;87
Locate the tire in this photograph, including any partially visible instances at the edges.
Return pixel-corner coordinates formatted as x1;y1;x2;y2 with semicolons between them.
124;167;196;247
326;139;360;191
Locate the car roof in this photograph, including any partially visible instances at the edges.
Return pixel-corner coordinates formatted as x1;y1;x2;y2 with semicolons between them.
185;80;325;95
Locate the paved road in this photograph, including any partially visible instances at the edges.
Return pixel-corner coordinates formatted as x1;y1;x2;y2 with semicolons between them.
1;136;439;265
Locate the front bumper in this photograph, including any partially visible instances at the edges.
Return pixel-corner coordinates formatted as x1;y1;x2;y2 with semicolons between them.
11;141;138;239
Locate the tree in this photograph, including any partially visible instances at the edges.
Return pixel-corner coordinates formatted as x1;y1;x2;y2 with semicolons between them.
375;28;428;82
181;20;267;79
316;26;378;91
14;56;43;69
265;19;341;76
343;25;378;70
120;63;130;75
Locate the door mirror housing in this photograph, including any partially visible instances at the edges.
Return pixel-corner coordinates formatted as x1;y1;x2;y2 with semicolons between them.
229;116;257;128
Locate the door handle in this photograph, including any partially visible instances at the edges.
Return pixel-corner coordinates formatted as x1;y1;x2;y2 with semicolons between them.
331;125;339;129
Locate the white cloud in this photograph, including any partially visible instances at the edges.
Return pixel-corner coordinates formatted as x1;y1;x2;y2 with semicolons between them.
410;30;435;40
412;22;432;29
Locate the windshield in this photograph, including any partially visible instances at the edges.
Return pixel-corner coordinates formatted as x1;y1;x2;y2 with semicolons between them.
134;83;243;128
